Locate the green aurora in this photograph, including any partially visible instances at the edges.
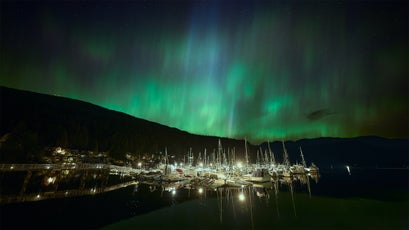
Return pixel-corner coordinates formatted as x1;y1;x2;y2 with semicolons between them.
0;1;407;143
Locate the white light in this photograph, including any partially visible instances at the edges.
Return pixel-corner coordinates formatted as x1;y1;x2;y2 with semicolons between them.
199;162;203;167
198;188;203;194
10;166;14;169
239;193;245;201
172;190;176;195
237;162;243;169
47;177;54;184
36;194;40;199
346;165;351;175
138;162;142;167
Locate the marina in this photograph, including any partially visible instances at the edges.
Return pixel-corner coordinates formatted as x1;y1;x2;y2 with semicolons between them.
0;140;319;204
1;167;407;230
1;139;407;229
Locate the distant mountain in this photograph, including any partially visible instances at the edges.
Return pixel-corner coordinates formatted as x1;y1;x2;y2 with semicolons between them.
1;86;407;167
261;136;408;170
0;86;252;163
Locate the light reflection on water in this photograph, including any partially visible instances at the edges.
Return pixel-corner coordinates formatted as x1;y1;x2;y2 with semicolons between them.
105;169;408;230
0;168;408;229
134;172;318;223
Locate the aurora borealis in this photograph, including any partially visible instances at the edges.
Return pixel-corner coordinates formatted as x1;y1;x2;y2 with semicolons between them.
0;1;407;143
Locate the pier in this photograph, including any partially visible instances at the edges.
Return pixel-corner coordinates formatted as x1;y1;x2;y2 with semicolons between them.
0;163;139;174
0;181;138;204
0;163;139;204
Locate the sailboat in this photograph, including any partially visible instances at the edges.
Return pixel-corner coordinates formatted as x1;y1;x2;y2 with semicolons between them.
290;147;307;175
276;141;291;177
243;168;271;183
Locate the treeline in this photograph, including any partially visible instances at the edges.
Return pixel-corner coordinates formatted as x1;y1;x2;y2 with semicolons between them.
0;87;250;163
1;87;407;167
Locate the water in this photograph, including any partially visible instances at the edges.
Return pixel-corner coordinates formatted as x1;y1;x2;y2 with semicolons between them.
1;168;408;229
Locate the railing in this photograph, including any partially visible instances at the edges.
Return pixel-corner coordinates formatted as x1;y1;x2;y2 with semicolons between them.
0;163;141;174
0;181;138;204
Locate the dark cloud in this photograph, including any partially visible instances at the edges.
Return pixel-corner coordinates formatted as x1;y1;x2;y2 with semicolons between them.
306;109;334;121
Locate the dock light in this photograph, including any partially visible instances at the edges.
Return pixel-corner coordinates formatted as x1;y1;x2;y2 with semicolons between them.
198;188;203;194
137;162;142;167
10;166;14;170
36;194;40;199
237;162;243;169
346;165;351;175
47;177;54;184
239;193;245;201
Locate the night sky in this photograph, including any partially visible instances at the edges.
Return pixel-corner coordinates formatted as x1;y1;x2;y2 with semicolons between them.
0;1;407;143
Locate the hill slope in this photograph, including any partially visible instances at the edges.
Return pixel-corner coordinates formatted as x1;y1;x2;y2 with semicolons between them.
1;86;407;167
0;86;250;162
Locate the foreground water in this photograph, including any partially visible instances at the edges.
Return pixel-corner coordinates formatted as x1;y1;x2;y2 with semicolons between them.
1;168;408;229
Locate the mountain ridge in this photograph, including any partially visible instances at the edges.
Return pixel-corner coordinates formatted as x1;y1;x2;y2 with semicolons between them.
0;86;255;162
1;86;407;168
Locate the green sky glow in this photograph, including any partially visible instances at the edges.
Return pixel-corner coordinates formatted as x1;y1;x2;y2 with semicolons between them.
1;1;407;143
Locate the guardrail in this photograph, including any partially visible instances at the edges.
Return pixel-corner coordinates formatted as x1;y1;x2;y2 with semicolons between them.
0;163;141;174
0;181;139;204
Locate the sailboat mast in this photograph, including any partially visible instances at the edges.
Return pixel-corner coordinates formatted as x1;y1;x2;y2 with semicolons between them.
264;150;269;166
189;147;193;167
198;151;202;166
256;150;260;167
164;147;168;176
282;140;290;166
299;146;307;167
218;139;222;167
268;141;276;165
245;138;249;169
259;147;264;166
204;148;207;167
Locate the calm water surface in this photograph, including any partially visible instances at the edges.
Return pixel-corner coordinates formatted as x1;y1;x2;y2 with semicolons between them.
1;168;408;229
